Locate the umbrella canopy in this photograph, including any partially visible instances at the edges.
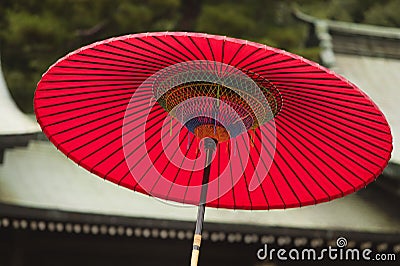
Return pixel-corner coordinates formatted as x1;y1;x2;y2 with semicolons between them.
34;32;392;211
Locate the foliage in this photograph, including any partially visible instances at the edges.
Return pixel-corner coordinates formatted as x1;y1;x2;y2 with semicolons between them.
0;0;398;112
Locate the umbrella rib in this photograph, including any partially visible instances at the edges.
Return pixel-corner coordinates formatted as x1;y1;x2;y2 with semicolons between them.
54;64;138;73
286;95;389;132
286;101;388;158
283;112;372;186
165;131;193;201
67;57;160;72
153;35;193;62
36;86;137;100
137;37;187;63
227;141;237;209
206;38;216;62
282;106;385;168
242;134;269;209
256;63;312;73
227;43;245;66
42;94;152;129
187;35;208;60
104;42;178;66
49;72;138;77
276;116;358;191
240;53;285;70
170;35;202;61
236;135;254;209
233;47;265;69
91;112;167;176
37;81;137;92
258;127;303;206
253;130;287;208
37;90;149;109
280;86;375;107
67;107;164;157
54;102;153;141
91;46;173;69
276;119;344;198
273;79;352;89
114;113;175;184
131;120;181;190
263;125;317;205
286;96;390;140
183;147;201;204
152;131;190;198
39;95;141;120
119;39;182;65
279;83;362;97
286;92;382;116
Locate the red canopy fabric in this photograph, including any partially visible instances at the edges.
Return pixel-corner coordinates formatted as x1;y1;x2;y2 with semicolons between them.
34;32;392;210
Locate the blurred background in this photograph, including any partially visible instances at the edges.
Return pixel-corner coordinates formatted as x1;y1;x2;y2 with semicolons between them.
0;0;399;265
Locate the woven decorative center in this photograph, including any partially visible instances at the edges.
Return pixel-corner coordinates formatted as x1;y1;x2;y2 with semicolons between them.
152;61;282;142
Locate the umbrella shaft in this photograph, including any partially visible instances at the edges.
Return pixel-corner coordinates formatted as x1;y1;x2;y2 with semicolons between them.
191;138;216;266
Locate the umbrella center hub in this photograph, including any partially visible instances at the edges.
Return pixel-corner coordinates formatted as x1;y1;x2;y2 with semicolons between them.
155;80;281;142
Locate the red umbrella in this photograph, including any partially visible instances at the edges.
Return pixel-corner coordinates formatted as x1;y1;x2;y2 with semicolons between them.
34;32;392;265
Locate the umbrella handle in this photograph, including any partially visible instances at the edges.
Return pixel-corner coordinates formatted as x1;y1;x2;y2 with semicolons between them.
190;138;216;266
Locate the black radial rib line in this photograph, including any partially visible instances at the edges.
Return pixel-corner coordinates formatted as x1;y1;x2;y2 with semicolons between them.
278;83;362;97
253;130;286;208
66;57;159;73
232;47;267;69
49;72;138;77
170;35;202;61
256;63;311;73
130;120;181;190
239;52;282;71
206;38;216;62
91;111;166;175
272;79;353;90
182;148;201;204
56;103;160;148
220;39;225;74
246;58;296;73
283;111;372;185
150;130;189;197
39;93;149;119
286;101;388;156
42;77;140;83
188;35;208;60
113;114;176;184
268;123;332;200
276;115;357;191
268;76;339;81
136;37;186;64
257;127;303;207
91;46;172;70
228;141;237;209
73;52;162;71
227;43;245;66
279;86;373;106
286;92;382;116
68;106;164;158
54;64;138;73
264;70;325;75
165;131;194;201
284;104;386;166
236;135;253;209
152;36;194;62
104;42;178;67
119;39;182;66
37;90;149;109
42;93;151;129
240;133;271;209
285;95;390;137
275;117;345;197
38;81;138;92
262;125;317;205
37;85;137;100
